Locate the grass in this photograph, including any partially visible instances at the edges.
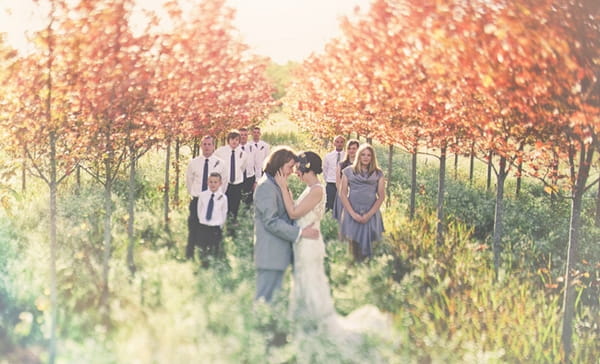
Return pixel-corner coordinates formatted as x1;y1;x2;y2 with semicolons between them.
0;116;598;363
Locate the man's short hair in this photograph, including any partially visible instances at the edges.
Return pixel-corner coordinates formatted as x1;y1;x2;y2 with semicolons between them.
227;130;241;141
263;146;297;176
209;172;222;180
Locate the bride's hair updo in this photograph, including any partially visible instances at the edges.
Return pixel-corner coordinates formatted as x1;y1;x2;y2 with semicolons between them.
297;151;323;175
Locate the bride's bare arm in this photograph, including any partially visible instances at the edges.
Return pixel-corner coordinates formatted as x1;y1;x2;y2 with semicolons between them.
275;172;323;220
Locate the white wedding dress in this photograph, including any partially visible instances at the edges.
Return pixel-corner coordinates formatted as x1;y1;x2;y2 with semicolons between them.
290;184;392;363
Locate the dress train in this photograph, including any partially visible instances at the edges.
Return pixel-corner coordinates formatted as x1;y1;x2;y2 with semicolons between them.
290;185;392;363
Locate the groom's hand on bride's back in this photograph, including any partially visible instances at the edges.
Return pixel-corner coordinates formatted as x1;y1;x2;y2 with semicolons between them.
300;223;319;239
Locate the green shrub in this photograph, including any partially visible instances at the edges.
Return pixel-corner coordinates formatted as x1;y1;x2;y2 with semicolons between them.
2;135;598;363
382;206;568;363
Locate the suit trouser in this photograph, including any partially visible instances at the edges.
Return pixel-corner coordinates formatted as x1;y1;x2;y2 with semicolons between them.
255;269;285;303
198;224;222;266
225;182;243;219
186;198;200;259
241;175;256;205
325;182;337;211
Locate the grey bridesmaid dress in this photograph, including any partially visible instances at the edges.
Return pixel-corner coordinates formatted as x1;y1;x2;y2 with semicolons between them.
339;166;385;257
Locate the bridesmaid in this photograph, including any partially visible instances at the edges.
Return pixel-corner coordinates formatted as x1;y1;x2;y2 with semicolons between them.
332;139;359;222
338;144;385;262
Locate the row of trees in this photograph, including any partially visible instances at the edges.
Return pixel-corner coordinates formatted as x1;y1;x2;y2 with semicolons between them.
284;0;598;360
0;0;274;362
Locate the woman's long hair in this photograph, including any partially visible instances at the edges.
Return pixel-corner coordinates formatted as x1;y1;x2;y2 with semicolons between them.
352;143;381;176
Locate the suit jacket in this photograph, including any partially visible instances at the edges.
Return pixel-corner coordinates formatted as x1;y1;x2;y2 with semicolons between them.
253;174;300;271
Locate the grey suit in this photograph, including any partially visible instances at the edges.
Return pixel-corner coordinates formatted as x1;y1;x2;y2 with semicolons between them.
253;174;300;302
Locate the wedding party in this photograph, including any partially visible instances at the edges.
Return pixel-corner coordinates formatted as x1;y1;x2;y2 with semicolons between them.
1;0;598;363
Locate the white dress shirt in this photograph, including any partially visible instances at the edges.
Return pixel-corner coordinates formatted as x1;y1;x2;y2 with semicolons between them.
323;150;345;183
215;145;248;185
186;154;227;197
197;189;228;226
240;143;256;178
252;139;270;176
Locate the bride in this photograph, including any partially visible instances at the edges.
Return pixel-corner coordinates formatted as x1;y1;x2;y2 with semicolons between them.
275;151;391;363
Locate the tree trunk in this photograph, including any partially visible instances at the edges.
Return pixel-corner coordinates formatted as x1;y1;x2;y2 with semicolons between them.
469;142;474;186
46;23;57;359
454;153;458;179
22;146;27;193
101;152;113;314
436;145;447;246
410;146;417;220
49;132;58;364
174;138;181;207
75;164;81;195
126;147;136;275
386;144;393;207
516;160;523;196
493;155;507;281
595;179;600;227
561;146;592;362
164;141;171;231
366;136;373;144
552;152;559;202
487;150;493;192
516;144;524;196
193;140;199;158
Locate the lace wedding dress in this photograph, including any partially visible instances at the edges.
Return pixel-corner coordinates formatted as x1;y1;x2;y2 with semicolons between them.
290;184;391;363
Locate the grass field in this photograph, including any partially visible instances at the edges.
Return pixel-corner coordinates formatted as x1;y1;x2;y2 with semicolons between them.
0;113;598;363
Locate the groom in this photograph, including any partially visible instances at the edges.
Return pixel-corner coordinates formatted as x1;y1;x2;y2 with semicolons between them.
254;146;319;303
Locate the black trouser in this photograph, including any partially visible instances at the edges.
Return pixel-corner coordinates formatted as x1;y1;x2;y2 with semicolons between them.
325;182;337;211
241;175;256;205
186;197;200;259
226;182;244;220
198;224;222;267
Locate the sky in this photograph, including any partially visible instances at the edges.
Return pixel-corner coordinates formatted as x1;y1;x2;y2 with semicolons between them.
0;0;372;64
226;0;371;63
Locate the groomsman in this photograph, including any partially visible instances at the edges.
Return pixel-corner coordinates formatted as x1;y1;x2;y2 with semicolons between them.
185;135;226;260
251;126;270;177
322;135;346;211
195;172;228;267
215;129;248;221
239;127;257;205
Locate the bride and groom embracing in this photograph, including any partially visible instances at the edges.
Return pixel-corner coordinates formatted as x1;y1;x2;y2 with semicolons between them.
253;146;391;360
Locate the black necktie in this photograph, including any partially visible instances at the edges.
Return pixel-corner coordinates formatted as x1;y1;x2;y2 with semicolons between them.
202;158;209;191
230;150;236;183
241;146;246;179
336;152;341;163
206;193;215;220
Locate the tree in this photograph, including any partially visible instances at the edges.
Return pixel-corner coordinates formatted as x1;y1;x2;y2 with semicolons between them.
62;0;158;307
154;0;274;230
1;1;88;360
530;1;600;359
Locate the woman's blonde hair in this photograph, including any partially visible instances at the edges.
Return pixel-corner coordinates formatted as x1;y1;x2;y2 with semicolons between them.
352;144;381;176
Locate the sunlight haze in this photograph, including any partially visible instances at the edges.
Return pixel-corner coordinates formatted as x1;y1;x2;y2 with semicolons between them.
0;0;372;63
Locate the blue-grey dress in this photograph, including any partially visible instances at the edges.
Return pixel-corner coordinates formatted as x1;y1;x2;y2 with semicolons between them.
339;167;384;257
